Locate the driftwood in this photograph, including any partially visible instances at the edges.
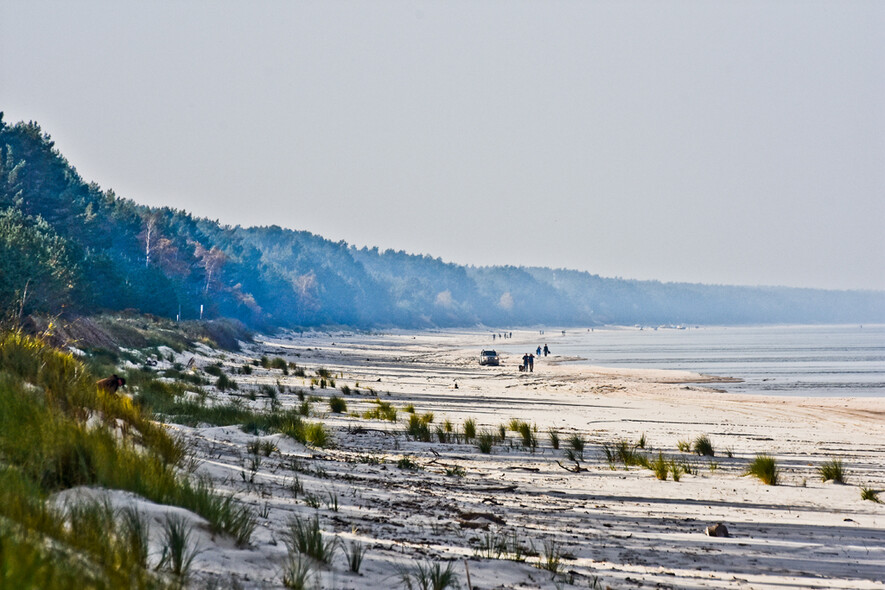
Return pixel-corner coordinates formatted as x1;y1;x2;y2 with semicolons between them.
556;460;588;473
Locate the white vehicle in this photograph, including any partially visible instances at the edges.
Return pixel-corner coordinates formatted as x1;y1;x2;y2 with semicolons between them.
479;350;500;366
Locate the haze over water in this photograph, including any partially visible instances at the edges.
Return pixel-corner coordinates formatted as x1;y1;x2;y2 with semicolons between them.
506;325;885;397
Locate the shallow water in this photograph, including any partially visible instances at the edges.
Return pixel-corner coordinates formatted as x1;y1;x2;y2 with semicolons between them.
509;324;885;397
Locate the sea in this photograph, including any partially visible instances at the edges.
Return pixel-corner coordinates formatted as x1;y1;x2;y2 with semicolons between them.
508;324;885;398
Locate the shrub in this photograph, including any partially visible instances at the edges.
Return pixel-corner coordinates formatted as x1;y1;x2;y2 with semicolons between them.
747;454;779;485
817;458;846;483
692;435;715;457
676;439;691;453
329;396;347;414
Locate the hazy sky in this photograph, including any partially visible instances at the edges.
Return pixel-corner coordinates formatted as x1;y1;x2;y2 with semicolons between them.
2;1;883;290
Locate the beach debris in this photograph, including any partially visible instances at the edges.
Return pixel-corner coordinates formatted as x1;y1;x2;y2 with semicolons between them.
705;523;729;537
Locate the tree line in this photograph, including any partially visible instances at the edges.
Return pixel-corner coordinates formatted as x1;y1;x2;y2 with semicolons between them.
2;114;883;330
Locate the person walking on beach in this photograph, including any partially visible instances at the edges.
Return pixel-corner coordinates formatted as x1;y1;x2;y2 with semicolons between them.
536;345;542;357
528;353;534;372
543;344;549;357
521;353;529;372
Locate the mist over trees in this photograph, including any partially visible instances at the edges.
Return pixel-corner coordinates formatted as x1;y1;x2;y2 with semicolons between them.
1;114;883;329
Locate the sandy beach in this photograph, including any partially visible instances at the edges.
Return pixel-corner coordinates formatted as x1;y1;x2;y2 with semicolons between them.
80;328;885;589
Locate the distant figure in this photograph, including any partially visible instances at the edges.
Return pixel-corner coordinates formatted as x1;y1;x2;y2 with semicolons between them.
528;353;534;372
521;353;530;372
97;374;126;394
509;332;512;338
543;344;549;357
562;330;566;336
536;346;542;357
492;333;496;341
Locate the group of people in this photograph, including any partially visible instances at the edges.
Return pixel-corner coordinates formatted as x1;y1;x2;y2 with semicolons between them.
520;344;550;372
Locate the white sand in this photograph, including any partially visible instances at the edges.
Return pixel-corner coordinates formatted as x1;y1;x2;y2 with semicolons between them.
74;328;885;589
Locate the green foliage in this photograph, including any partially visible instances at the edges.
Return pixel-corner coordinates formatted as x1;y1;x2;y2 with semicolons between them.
548;428;560;450
476;430;496;454
363;398;397;422
817;458;846;483
328;395;347;413
692;435;715;457
0;206;78;319
397;456;422;471
406;413;432;442
463;418;476;441
345;539;366;573
747;454;779;485
399;560;460;590
283;515;338;565
860;487;880;503
651;452;669;480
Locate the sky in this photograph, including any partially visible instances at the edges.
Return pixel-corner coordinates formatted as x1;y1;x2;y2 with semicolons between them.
2;1;883;291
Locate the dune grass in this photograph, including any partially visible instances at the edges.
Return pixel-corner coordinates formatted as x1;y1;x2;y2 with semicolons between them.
746;454;779;485
0;331;259;587
860;487;880;503
463;418;477;441
283;514;338;565
817;458;846;483
692;435;715;457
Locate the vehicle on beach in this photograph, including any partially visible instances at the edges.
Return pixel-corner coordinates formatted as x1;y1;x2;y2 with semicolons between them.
479;349;500;366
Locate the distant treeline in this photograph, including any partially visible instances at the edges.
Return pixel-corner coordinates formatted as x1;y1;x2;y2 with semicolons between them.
1;114;883;329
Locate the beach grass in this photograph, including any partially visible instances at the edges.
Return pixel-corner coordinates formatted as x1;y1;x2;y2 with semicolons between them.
692;435;715;457
817;458;846;483
747;454;779;485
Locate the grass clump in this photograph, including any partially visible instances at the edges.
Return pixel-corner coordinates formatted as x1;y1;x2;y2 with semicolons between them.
676;439;691;453
406;413;432;442
363;398;397;422
157;513;200;579
328;395;347;413
746;454;779;485
548;428;560;450
860;487;880;503
463;418;476;441
399;560;460;590
476;430;496;454
692;434;715;457
651;452;669;480
344;539;366;573
817;458;846;483
283;514;338;565
282;555;317;590
397;456;422;471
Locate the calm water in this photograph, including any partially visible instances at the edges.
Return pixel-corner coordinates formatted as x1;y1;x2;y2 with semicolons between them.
510;325;885;397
